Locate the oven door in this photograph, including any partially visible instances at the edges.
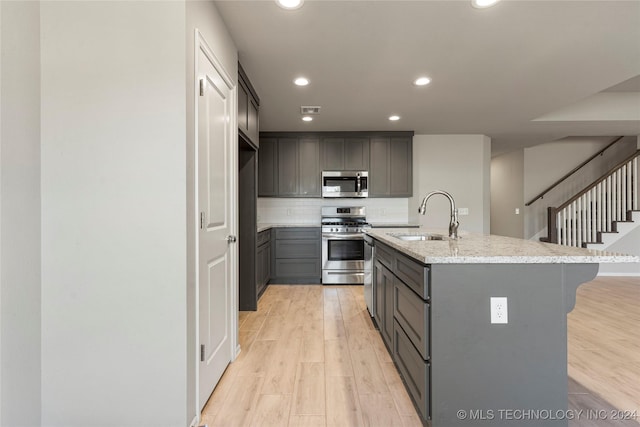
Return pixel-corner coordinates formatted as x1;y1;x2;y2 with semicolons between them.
322;232;365;284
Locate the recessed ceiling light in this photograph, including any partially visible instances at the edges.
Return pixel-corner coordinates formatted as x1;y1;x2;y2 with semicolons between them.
294;77;309;86
472;0;501;8
302;116;313;122
414;76;431;86
388;115;400;121
276;0;304;10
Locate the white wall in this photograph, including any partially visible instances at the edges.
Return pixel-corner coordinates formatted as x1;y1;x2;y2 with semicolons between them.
0;2;42;425
40;2;187;425
186;2;237;424
409;135;491;234
491;149;525;238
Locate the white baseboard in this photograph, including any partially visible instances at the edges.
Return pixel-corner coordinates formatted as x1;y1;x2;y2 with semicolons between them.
189;414;199;427
597;272;640;277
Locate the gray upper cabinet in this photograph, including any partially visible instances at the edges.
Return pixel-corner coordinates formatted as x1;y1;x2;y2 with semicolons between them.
322;138;344;170
258;136;321;197
238;63;260;147
259;131;412;197
298;138;321;196
369;136;413;197
258;138;278;196
344;137;369;170
321;137;369;171
369;137;390;196
278;138;299;196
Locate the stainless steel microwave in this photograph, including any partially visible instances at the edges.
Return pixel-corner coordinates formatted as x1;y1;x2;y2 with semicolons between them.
322;171;368;198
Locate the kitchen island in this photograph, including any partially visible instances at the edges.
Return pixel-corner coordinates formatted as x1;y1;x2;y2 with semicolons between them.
366;228;639;427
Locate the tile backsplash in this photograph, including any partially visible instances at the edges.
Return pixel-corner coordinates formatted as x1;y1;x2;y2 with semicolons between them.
257;198;409;224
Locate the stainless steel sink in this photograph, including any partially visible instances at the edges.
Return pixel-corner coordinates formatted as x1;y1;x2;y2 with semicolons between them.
388;233;447;241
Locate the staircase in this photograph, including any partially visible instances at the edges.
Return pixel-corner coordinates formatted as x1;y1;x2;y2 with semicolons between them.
545;150;640;248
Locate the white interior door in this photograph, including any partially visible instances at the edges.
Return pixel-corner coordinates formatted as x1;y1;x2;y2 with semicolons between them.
197;41;234;410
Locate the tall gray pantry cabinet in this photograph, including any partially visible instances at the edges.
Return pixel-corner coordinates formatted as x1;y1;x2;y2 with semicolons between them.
238;63;262;310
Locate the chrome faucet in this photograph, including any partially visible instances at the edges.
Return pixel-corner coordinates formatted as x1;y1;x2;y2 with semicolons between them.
418;190;460;239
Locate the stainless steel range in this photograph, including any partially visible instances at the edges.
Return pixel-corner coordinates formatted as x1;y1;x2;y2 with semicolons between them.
321;206;370;284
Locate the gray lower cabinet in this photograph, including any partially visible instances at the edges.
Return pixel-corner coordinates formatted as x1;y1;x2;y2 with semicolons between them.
369;136;413;197
374;260;395;349
393;321;430;421
373;240;430;422
256;229;271;297
272;227;321;283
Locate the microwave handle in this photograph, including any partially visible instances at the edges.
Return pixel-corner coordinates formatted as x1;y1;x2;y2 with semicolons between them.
356;175;361;192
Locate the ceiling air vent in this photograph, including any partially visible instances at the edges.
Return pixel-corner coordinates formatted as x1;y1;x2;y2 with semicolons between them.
301;106;321;115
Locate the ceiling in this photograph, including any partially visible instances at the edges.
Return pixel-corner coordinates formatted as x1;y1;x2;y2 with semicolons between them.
215;0;640;156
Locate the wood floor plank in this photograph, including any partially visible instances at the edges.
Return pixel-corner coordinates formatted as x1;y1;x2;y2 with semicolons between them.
256;315;286;340
324;339;354;377
359;393;403;427
568;276;640;414
369;330;393;364
380;361;418;416
210;376;264;427
293;362;326;416
324;316;347;340
249;394;292;427
289;415;327;426
236;339;276;377
241;310;268;332
326;375;364;427
350;346;389;394
262;337;302;394
301;333;325;362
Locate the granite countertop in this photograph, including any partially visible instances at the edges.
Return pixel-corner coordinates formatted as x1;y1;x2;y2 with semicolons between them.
257;223;321;233
366;228;640;264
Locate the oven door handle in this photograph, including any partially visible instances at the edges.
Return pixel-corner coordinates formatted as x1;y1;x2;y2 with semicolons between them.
322;233;364;240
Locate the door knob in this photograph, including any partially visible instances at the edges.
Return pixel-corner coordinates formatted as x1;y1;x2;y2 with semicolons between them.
226;235;237;243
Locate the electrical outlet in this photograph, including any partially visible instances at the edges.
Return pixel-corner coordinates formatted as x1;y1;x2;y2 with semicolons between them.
490;297;508;324
515;208;520;215
458;208;469;215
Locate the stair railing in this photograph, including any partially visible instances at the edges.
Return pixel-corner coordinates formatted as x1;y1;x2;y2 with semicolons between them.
526;136;626;207
547;150;639;247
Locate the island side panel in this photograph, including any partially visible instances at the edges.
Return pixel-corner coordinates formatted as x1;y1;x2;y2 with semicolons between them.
429;263;596;427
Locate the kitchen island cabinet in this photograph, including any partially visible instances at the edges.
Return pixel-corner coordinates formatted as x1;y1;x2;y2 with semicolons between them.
367;229;638;427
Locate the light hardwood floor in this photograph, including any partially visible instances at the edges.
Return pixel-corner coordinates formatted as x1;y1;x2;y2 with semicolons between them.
567;276;640;421
201;285;421;427
201;277;640;426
